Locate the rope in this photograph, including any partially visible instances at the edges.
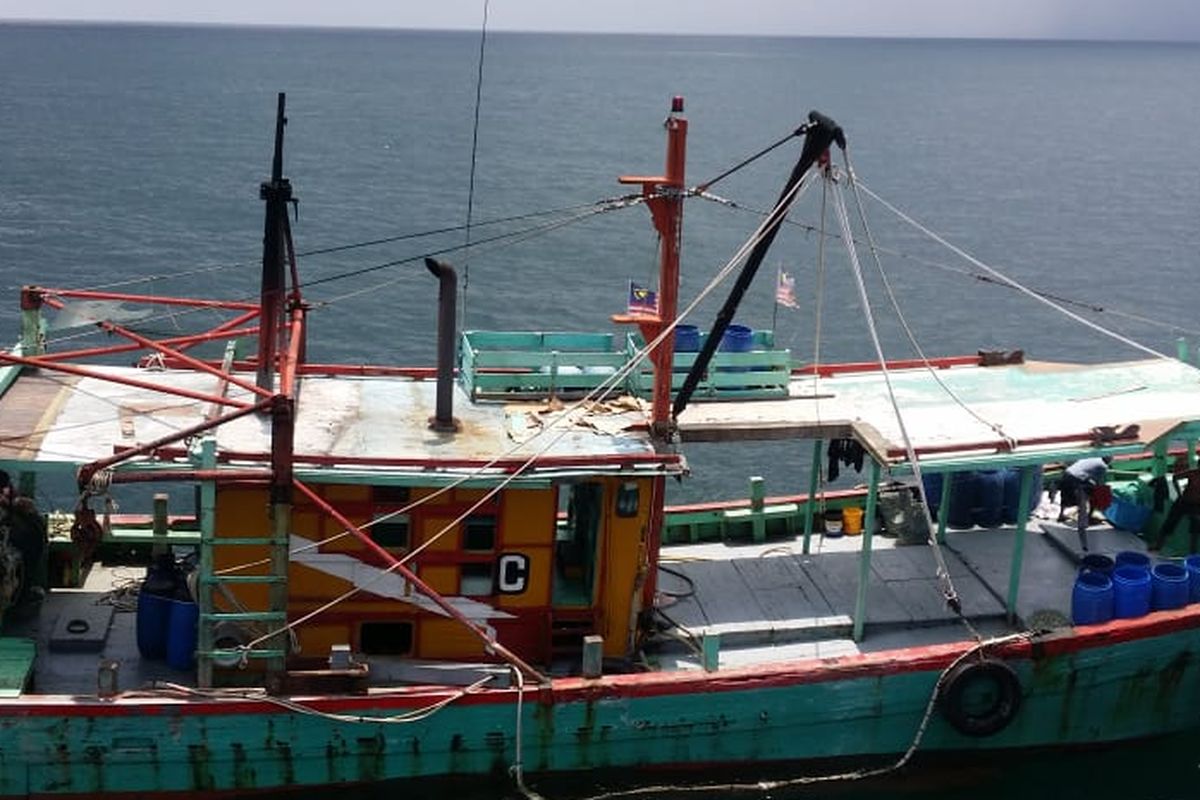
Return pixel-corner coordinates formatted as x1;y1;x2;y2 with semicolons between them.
828;173;964;621
842;156;1015;451
572;631;1032;800
510;666;548;800
148;677;491;724
855;181;1173;361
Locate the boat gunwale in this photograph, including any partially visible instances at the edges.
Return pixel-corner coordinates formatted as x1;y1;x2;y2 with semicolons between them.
5;602;1197;716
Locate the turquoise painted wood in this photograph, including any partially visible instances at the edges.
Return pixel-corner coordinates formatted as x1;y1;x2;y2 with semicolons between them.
460;330;626;400
5;622;1200;795
626;332;791;400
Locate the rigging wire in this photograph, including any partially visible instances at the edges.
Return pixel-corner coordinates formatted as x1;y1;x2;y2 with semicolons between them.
827;167;966;622
462;0;491;329
297;198;639;291
695;190;1200;338
307;200;638;307
55;199;634;294
35;195;644;350
855;182;1173;361
237;173;810;660
843;164;1014;449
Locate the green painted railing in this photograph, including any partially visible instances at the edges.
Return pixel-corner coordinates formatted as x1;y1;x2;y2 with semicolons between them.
626;331;791;400
460;329;792;403
460;331;626;400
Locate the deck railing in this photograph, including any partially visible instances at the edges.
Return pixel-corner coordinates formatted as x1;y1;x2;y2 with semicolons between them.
459;329;791;402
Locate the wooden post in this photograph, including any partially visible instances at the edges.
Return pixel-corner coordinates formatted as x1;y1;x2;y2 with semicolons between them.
19;287;45;357
802;439;824;554
582;635;603;678
852;460;881;642
701;632;720;672
749;476;766;543
1006;466;1036;625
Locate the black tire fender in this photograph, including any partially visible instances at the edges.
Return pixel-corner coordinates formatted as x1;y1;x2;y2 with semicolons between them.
939;658;1022;737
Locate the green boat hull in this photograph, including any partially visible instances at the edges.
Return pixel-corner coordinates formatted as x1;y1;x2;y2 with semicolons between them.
3;609;1199;797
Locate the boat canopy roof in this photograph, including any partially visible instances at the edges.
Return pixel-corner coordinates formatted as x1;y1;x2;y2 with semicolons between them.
0;368;672;480
675;357;1200;472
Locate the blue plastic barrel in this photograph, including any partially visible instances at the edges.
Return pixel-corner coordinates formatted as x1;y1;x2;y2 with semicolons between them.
1079;553;1115;575
1151;563;1190;611
718;324;754;389
166;600;200;671
1001;466;1044;524
136;592;171;660
1115;551;1151;571
673;325;700;375
1112;565;1152;619
1071;570;1115;625
947;472;978;529
674;325;700;352
720;324;754;354
973;470;1006;528
1185;554;1200;604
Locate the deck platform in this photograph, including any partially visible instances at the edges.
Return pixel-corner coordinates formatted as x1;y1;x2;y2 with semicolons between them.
674;358;1200;467
652;518;1148;670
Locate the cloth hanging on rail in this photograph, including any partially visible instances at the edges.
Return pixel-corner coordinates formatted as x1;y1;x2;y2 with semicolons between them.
827;438;865;482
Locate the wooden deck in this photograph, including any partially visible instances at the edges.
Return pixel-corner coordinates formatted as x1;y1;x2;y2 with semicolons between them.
650;520;1148;669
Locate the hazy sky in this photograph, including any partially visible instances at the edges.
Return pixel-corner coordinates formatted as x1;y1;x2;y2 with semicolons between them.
2;0;1199;41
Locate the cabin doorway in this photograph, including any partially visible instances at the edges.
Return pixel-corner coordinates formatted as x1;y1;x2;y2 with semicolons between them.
552;481;603;607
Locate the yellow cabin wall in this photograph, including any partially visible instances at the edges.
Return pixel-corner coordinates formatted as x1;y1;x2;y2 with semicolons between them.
418;617;487;659
595;477;651;657
210;479;648;665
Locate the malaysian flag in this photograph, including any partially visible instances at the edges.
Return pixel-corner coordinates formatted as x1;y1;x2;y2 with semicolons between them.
627;281;658;314
775;270;800;309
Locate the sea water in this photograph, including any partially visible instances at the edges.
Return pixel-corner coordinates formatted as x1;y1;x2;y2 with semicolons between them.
2;23;1199;799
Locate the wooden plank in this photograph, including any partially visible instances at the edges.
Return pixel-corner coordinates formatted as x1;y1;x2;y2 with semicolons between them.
800;552;913;626
0;373;79;460
682;559;766;626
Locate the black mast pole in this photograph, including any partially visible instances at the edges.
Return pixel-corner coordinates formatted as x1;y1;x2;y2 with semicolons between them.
257;92;292;392
671;111;845;421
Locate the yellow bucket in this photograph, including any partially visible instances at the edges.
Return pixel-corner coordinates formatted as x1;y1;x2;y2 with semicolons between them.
843;506;864;535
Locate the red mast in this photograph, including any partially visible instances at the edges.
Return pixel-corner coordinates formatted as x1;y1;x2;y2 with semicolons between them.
612;97;688;631
613;95;688;440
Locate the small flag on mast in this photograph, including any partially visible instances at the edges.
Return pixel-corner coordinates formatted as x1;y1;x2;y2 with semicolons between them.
628;281;658;314
775;270;799;309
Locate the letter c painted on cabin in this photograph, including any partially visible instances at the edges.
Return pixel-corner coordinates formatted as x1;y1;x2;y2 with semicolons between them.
497;553;530;594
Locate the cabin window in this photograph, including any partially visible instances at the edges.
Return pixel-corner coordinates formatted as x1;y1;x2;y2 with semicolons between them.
369;514;410;549
461;562;494;596
373;485;411;505
616;481;640;517
463;515;497;551
359;621;414;655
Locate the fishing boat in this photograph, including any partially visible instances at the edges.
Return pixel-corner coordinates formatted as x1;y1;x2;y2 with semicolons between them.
3;93;1200;799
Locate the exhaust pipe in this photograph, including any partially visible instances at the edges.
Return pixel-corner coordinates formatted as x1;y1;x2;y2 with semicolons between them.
424;258;460;433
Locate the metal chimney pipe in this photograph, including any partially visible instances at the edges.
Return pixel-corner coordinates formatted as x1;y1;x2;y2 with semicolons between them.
424;258;460;433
